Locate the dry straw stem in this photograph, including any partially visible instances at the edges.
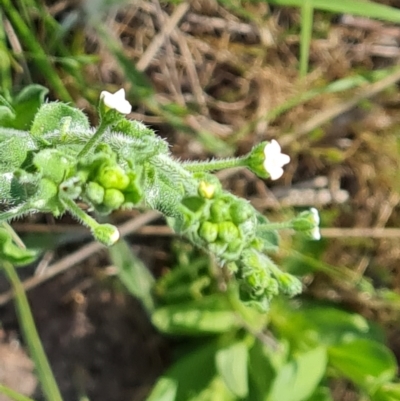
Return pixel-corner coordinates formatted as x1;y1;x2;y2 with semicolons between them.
0;211;161;306
279;67;400;147
136;2;190;72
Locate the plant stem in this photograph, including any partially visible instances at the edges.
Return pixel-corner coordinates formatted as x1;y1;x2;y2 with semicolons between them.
0;203;33;224
259;222;292;231
77;119;108;159
1;261;64;401
58;191;100;231
182;156;247;173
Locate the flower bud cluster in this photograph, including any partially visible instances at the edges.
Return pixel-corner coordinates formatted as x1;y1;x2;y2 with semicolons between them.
77;145;143;214
176;177;256;262
173;175;301;310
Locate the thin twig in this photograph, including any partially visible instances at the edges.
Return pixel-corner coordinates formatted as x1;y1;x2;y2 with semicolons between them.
136;2;189;72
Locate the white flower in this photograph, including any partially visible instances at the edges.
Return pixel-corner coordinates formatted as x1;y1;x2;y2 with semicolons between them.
100;88;132;115
310;208;321;240
263;140;290;180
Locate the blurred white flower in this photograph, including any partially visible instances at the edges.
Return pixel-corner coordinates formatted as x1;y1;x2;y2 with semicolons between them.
100;88;132;114
310;208;321;240
263;140;290;180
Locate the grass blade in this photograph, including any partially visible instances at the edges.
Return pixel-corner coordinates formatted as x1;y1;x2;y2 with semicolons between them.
300;0;313;77
0;384;36;401
268;0;400;23
1;0;72;102
1;261;64;401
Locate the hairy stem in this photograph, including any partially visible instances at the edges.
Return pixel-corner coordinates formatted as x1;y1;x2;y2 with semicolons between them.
58;191;100;231
77;119;109;159
182;156;247;172
0;203;34;224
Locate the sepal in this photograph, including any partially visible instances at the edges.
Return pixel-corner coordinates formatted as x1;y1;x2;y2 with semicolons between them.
92;224;120;246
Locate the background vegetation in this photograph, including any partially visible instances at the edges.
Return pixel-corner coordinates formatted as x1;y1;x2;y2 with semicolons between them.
1;0;400;400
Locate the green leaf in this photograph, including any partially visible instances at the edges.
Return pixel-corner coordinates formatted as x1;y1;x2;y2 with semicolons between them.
268;347;327;401
145;341;218;401
0;227;38;266
30;102;90;138
373;383;400;401
298;306;375;345
328;339;397;392
0;135;34;171
33;149;74;184
246;340;276;401
152;294;239;335
0;85;49;130
216;341;249;398
12;84;49;130
146;377;177;401
306;387;334;401
108;240;155;313
0;93;15;124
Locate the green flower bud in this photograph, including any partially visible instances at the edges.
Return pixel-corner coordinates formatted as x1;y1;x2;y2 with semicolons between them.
103;189;125;209
96;165;130;190
226;238;243;254
208;240;228;257
85;181;105;204
225;262;238;273
218;221;240;243
249;238;264;251
224;238;244;262
275;272;302;296
198;221;218;243
229;200;254;225
92;224;120;246
292;208;321;240
210;199;231;223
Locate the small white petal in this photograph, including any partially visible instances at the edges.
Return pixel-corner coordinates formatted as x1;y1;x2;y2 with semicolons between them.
311;226;321;240
263;140;291;180
109;228;120;244
310;208;320;225
269;166;284;180
100;88;132;114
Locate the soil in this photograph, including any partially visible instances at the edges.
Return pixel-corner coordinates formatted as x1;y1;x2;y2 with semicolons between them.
0;254;169;401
